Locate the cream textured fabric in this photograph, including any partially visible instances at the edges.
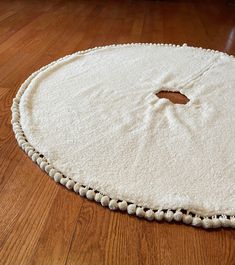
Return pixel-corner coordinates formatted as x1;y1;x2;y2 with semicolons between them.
13;44;235;228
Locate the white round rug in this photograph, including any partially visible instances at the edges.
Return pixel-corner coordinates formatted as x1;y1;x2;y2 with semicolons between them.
12;43;235;229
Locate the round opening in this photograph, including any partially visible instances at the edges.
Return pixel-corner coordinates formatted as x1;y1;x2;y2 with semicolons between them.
155;91;189;105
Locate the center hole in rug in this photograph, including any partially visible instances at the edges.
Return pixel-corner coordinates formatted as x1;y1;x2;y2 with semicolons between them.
156;91;189;105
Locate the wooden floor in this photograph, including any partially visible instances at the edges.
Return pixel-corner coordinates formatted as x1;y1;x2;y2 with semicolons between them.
0;1;235;264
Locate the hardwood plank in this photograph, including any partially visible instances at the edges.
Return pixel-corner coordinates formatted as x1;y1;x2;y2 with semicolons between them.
66;201;111;265
28;188;84;265
0;160;59;265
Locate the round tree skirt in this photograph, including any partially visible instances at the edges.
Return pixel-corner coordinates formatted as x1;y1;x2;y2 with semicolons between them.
12;44;235;229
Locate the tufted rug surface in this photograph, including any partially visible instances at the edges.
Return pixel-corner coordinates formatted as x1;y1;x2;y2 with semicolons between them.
12;44;235;229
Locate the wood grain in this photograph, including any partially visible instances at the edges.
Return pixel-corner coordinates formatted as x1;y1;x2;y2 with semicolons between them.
0;1;235;264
